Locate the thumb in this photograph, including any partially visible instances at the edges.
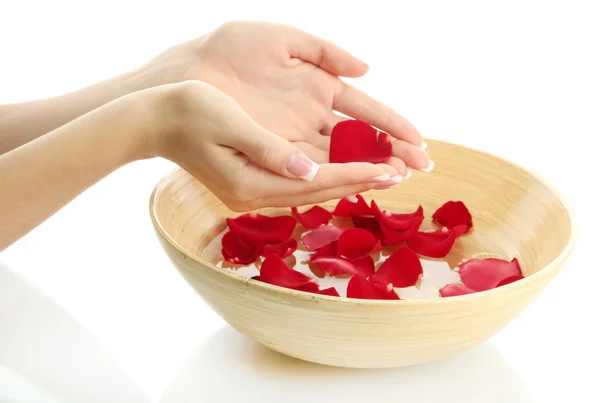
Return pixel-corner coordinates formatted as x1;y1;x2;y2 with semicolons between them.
230;127;320;182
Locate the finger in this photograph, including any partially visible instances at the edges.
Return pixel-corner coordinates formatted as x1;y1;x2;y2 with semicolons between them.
242;161;395;198
309;134;331;152
224;125;321;182
381;157;407;177
320;113;347;136
390;137;432;171
286;26;369;78
333;83;423;146
294;141;329;163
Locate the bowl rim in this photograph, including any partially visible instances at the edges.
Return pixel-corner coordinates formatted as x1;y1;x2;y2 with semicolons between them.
149;138;579;306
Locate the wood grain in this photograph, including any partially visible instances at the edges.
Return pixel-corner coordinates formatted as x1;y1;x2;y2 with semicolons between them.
149;139;577;368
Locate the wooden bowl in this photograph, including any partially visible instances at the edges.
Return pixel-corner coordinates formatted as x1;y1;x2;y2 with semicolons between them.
149;140;577;368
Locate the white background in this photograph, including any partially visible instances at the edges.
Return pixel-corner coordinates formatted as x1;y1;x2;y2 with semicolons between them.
1;0;598;402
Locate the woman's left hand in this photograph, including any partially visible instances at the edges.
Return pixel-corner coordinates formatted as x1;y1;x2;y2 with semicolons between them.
140;21;431;177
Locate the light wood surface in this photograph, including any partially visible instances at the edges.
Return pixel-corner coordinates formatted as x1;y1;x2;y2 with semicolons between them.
149;139;577;368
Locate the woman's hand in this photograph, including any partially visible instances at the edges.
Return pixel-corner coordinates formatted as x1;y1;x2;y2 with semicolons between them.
141;21;431;176
148;81;397;212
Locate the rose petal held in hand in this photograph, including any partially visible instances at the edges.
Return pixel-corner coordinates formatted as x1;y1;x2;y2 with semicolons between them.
311;255;375;277
260;239;298;259
329;120;393;164
346;276;400;300
371;246;423;288
406;227;457;257
439;283;476;297
432;201;473;235
292;206;332;229
301;225;345;251
332;194;373;217
259;254;317;291
221;230;261;264
337;228;377;260
226;213;296;246
458;258;523;291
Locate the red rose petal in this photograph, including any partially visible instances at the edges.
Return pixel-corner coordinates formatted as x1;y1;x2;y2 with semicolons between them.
259;254;316;291
496;275;524;287
371;246;423;287
371;201;424;230
432;201;473;235
379;218;422;246
227;213;296;246
346;276;400;300
221;231;260;264
329;120;393;164
301;225;345;251
439;283;476;297
309;241;338;261
332;194;373;217
315;287;341;297
312;255;375;277
292;206;332;229
453;224;470;237
406;227;457;257
337;228;377;260
458;258;523;292
260;239;298;259
351;216;384;241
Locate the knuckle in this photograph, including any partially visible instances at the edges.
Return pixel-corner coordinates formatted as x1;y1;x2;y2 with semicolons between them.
252;138;273;166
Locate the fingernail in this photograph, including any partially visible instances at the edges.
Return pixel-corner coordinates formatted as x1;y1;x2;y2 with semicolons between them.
420;141;428;150
344;195;359;203
419;160;435;173
374;175;403;189
403;167;413;180
369;173;391;183
287;153;319;181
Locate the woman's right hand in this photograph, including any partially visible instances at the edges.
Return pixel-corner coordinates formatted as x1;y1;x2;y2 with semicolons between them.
144;81;398;212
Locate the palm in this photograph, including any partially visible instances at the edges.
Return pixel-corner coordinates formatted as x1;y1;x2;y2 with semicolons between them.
186;22;427;171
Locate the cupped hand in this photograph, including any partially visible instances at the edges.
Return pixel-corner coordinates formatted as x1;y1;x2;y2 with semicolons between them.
148;81;397;212
142;21;431;177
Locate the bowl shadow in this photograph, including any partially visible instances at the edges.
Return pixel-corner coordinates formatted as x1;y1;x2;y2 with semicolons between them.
159;326;532;403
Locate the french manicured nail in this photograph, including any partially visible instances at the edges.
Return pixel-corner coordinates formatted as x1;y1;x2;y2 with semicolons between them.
344;195;359;203
420;141;428;150
287;153;319;181
369;173;391;183
374;175;403;189
403;167;413;180
420;160;435;173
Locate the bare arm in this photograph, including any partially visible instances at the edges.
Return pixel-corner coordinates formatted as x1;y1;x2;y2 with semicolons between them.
0;69;152;155
0;90;150;250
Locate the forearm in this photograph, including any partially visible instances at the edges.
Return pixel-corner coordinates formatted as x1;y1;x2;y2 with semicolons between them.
0;68;154;155
0;93;148;251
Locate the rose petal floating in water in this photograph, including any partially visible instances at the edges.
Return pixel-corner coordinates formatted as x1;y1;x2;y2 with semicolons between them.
432;201;473;235
227;213;296;246
458;258;523;292
332;194;373;217
312;255;375;278
221;230;261;265
371;246;423;288
337;228;378;260
346;276;400;300
260;238;298;259
406;227;457;258
301;225;345;251
292;206;332;229
439;283;477;297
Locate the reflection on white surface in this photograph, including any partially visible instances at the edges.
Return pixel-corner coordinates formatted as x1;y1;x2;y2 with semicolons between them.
159;326;532;403
0;263;148;403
